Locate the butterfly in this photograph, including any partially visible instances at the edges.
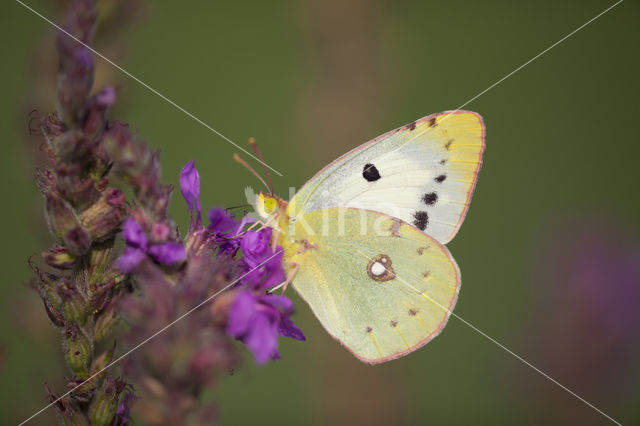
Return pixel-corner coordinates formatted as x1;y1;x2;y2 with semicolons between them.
248;110;485;364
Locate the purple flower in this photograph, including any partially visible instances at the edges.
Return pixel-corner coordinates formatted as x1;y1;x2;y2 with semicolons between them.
117;218;185;273
118;246;146;273
227;291;304;364
147;243;186;265
240;228;285;290
95;85;116;108
123;218;147;250
180;160;201;229
208;208;238;234
206;207;256;254
241;229;272;266
115;391;137;425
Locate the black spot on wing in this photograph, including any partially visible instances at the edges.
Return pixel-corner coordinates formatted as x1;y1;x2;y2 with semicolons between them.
390;320;398;327
445;139;453;151
407;121;416;131
366;326;372;333
362;163;381;182
422;192;438;206
435;174;447;183
412;211;429;231
428;117;437;127
408;309;417;316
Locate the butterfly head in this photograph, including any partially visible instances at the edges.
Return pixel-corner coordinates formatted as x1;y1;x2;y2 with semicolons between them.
256;191;285;219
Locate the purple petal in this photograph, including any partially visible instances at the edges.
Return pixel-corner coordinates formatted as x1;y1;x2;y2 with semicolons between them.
74;47;93;71
148;242;186;265
116;392;137;425
117;247;145;273
258;294;294;312
208;208;237;234
245;313;279;364
278;317;305;341
95;85;116;108
226;291;256;337
230;214;256;237
270;350;282;361
180;160;201;228
122;218;147;249
240;228;272;266
260;248;285;290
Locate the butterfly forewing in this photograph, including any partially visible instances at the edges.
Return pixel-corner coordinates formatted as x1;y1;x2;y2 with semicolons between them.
288;111;485;243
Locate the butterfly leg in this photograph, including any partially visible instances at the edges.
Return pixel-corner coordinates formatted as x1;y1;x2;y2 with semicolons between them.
271;223;283;251
245;220;266;231
246;213;278;232
267;262;299;295
279;262;299;294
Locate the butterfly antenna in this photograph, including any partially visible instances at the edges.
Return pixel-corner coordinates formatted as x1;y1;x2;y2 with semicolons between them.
233;153;270;192
248;137;274;195
225;203;252;211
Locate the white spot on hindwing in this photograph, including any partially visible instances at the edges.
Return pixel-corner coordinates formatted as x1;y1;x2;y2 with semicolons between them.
371;261;386;276
367;254;395;282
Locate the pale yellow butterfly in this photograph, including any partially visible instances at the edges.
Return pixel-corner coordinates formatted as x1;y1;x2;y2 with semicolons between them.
254;110;485;364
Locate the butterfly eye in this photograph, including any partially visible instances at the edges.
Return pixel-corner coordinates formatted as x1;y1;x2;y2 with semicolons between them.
264;197;278;213
256;193;275;218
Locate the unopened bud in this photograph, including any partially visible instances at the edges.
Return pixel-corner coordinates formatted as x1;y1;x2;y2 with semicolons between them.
65;226;93;256
61;288;88;325
81;189;127;242
42;245;76;270
42;297;66;327
53;129;90;161
45;194;92;255
88;376;119;426
45;383;90;426
94;303;119;343
64;326;92;379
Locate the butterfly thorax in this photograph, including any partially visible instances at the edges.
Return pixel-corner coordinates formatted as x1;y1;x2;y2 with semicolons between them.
255;192;319;266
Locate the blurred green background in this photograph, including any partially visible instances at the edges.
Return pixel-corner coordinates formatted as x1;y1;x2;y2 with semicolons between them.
1;0;639;424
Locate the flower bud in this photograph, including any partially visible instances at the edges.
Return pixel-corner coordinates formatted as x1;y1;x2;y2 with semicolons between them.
83;86;116;141
57;35;95;126
45;194;79;239
88;376;120;426
88;245;113;287
45;194;92;255
65;226;93;256
55;170;101;211
94;302;119;343
45;383;90;426
81;188;127;242
64;326;93;379
30;262;64;307
91;343;116;374
42;245;76;269
61;287;89;326
53;129;90;161
42;297;66;327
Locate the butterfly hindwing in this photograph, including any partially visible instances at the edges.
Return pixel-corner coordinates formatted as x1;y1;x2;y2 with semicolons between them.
288;208;460;363
288;111;485;243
